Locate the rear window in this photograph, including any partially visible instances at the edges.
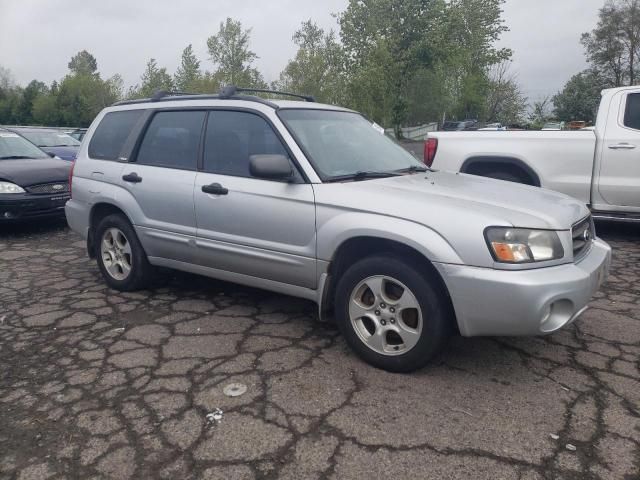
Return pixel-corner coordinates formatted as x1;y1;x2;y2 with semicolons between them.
88;110;145;160
19;130;80;147
623;93;640;130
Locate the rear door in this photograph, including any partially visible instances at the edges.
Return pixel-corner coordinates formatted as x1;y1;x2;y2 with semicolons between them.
598;89;640;208
194;109;317;289
121;110;205;263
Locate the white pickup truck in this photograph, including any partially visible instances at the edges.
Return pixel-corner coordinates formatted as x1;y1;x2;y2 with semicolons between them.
426;86;640;221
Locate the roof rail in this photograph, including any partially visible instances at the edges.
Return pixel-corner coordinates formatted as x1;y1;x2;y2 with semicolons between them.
219;85;315;102
112;86;315;107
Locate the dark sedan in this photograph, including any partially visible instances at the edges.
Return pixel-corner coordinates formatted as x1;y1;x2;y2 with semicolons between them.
0;129;71;221
9;127;80;161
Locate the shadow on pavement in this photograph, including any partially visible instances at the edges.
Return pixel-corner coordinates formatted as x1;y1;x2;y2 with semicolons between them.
0;217;68;239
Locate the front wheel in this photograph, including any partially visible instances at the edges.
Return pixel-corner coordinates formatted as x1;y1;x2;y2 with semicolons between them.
334;255;452;373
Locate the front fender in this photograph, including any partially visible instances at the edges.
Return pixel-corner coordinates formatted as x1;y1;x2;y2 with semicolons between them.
316;211;464;265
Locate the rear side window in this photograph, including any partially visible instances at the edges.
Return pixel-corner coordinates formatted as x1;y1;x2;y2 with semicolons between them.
203;111;289;177
88;110;144;160
623;93;640;130
136;111;205;170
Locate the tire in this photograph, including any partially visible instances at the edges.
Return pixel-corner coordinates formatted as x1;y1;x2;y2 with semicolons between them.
483;170;526;184
94;213;154;291
334;254;452;373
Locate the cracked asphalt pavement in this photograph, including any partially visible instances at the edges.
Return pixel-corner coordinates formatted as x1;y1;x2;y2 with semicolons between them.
1;219;639;480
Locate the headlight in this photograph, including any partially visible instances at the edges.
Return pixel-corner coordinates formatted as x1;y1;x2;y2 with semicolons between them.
485;227;564;263
0;181;25;194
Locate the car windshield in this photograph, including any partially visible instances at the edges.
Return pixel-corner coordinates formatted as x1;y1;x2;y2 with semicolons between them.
0;132;49;159
19;130;81;147
278;109;425;180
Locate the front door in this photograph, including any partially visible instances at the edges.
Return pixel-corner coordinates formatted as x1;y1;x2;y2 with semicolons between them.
598;89;640;208
194;110;317;289
121;110;205;263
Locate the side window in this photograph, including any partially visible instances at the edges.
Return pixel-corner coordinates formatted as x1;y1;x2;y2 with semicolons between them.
88;110;145;160
203;111;289;177
136;111;205;169
623;93;640;130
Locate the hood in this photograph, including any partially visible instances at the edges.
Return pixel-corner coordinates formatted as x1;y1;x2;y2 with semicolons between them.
0;158;72;187
41;146;78;161
316;170;589;231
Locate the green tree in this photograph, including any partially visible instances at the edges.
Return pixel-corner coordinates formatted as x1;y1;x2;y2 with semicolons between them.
436;0;512;120
32;92;61;126
206;18;265;88
16;80;48;124
174;44;202;91
55;73;119;126
553;70;603;123
130;59;174;98
338;0;510;130
581;0;640;86
68;50;98;76
339;0;443;131
37;52;121;127
274;20;346;104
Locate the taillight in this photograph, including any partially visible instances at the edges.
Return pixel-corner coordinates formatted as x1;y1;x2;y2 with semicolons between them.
68;161;75;198
424;138;438;167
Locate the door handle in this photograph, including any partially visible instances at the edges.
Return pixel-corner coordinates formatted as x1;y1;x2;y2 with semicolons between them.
608;143;636;150
202;183;228;195
122;172;142;183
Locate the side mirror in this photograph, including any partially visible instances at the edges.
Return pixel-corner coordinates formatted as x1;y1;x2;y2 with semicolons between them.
47;152;56;158
249;154;293;180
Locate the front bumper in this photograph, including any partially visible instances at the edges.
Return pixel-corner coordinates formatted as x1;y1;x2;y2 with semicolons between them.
0;193;70;221
436;238;612;337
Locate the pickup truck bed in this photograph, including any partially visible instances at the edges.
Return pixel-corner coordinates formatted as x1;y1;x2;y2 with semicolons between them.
427;86;640;219
430;130;596;203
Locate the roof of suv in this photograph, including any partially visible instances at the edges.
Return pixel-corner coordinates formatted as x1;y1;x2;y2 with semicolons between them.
111;87;355;113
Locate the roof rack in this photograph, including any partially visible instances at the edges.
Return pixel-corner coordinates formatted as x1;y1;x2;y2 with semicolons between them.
219;85;315;102
113;85;315;107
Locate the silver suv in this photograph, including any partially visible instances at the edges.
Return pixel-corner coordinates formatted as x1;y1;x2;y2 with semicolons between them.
66;87;612;372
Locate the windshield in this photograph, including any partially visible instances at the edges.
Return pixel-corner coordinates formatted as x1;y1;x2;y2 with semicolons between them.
0;132;49;159
278;109;424;180
19;130;81;147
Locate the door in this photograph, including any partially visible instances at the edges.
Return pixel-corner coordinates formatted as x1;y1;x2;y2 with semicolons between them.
194;110;317;289
121;110;205;263
598;90;640;208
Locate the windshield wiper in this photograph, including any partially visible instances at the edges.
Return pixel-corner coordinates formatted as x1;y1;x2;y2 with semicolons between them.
396;165;429;174
325;171;403;183
0;155;33;159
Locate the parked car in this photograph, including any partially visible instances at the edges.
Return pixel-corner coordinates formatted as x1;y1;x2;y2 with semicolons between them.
425;86;640;222
541;122;564;131
67;128;88;142
0;128;71;221
441;120;478;131
66;87;611;372
9;127;80;160
478;123;506;131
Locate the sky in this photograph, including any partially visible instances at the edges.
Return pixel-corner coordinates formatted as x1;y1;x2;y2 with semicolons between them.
0;0;605;103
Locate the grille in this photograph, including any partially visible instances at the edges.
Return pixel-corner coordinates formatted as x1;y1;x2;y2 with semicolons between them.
26;182;69;194
572;216;594;261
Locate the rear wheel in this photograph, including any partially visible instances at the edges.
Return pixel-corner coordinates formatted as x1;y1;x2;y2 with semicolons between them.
95;214;154;291
334;254;451;373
